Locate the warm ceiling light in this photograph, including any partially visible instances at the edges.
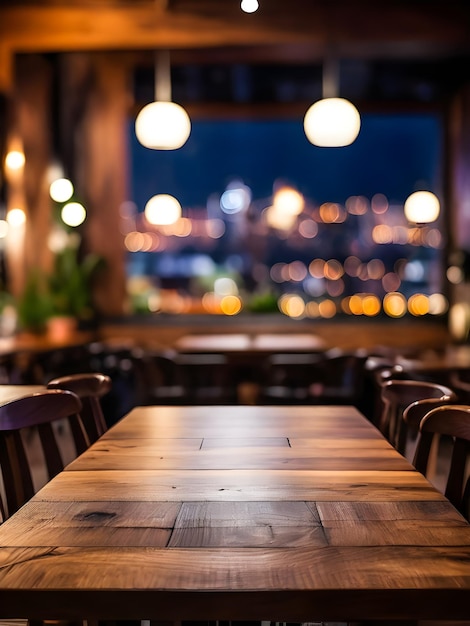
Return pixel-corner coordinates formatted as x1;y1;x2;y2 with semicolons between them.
241;0;259;12
145;194;182;226
404;191;440;224
304;56;361;147
304;98;361;147
135;51;191;150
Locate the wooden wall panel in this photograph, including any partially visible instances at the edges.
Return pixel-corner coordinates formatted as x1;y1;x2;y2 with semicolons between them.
60;53;131;317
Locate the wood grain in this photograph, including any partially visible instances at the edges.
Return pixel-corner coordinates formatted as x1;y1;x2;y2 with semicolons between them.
0;404;469;623
33;468;441;502
67;441;412;471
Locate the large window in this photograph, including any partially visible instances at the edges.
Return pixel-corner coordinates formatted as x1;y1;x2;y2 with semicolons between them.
125;112;445;319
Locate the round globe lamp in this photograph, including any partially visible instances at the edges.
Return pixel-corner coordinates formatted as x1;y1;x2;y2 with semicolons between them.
135;101;191;150
304;97;361;147
404;191;440;225
145;194;182;226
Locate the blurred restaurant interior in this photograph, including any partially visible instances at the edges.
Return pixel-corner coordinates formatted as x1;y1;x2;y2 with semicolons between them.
2;5;470;620
1;0;470;420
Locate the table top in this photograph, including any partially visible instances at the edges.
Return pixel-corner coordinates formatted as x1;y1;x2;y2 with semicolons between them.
395;344;470;372
0;384;44;404
174;332;326;353
0;404;469;622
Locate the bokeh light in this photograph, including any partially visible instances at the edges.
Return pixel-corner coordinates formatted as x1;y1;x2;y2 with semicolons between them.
5;151;25;171
50;178;74;203
61;202;86;227
6;208;26;226
145;194;182;226
383;292;407;318
220;295;242;315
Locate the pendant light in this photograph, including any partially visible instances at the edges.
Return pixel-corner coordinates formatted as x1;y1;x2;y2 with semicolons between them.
404;190;440;225
135;51;191;150
304;55;361;147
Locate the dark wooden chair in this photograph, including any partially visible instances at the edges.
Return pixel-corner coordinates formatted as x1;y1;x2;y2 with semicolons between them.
175;353;238;404
0;389;86;519
259;348;368;407
379;379;456;455
413;404;470;519
47;372;112;448
129;348;187;405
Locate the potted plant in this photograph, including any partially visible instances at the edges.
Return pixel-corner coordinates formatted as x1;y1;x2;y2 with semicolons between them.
16;269;52;335
46;243;105;340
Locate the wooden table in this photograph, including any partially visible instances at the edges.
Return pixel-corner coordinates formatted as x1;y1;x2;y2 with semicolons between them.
0;384;44;403
0;404;469;623
175;332;326;355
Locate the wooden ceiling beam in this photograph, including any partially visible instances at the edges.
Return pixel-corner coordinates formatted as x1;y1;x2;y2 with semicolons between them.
0;2;469;92
1;4;469;55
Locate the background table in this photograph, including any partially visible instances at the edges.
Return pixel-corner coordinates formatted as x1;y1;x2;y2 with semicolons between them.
0;404;469;623
174;332;326;355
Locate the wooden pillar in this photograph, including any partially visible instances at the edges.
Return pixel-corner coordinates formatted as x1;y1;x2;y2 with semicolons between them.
6;54;55;298
448;84;470;253
59;52;130;317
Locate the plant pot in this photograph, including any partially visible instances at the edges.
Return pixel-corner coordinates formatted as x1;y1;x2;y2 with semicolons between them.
46;315;78;343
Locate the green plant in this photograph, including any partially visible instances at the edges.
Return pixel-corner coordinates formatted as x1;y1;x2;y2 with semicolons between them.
16;269;51;333
47;245;105;320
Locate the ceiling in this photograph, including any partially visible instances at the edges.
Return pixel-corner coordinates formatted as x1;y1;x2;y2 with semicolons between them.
1;0;470;106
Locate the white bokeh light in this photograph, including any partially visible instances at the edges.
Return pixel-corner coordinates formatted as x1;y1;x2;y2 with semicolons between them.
145;194;182;226
5;151;25;171
6;208;26;226
50;178;74;203
61;202;86;227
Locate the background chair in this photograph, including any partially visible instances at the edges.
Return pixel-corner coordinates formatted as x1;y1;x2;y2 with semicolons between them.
379;379;456;455
413;404;470;520
0;389;86;519
259;348;368;407
47;372;112;448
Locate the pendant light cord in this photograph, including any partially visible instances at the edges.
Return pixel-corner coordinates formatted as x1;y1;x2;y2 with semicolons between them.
155;50;172;102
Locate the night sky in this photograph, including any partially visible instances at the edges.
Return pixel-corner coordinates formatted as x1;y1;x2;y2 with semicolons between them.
130;113;442;211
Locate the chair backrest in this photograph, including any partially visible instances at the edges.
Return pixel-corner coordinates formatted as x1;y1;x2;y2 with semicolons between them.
0;389;86;518
379;379;456;454
47;372;111;447
413;404;470;518
448;369;470;404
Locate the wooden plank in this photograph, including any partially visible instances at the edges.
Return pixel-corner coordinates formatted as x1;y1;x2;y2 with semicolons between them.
201;437;289;448
0;501;180;547
174;501;320;526
0;545;469;623
1;545;469;591
169;501;323;547
289;437;393;449
315;500;467;522
33;468;443;502
67;442;413;471
323;520;470;546
168;525;326;548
